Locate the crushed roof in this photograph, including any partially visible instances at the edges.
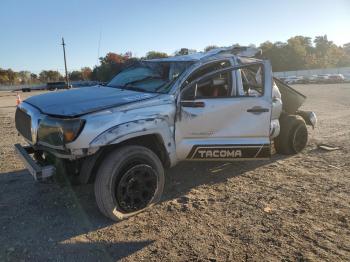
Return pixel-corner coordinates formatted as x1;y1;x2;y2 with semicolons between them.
145;46;262;63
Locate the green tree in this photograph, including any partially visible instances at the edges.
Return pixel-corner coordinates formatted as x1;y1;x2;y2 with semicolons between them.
338;43;350;67
91;52;136;82
260;41;289;71
285;36;312;70
145;51;168;59
343;43;350;55
6;69;18;84
314;35;334;68
69;70;83;81
39;70;62;82
18;71;31;84
175;48;196;56
81;67;92;80
0;69;10;84
260;35;350;71
204;45;218;52
30;73;38;83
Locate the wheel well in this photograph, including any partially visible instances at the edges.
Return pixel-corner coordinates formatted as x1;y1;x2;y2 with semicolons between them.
117;134;170;167
86;134;170;183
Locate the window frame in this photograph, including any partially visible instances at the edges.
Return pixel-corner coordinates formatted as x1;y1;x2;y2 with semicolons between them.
180;62;265;101
181;60;234;100
237;63;265;97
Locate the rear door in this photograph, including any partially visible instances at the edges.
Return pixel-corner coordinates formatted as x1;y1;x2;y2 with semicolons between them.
175;60;273;161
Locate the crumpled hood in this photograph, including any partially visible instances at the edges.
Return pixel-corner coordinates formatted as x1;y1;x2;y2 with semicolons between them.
24;86;159;117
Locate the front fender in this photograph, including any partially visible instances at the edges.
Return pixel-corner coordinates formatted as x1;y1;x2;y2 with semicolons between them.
297;110;317;129
90;118;177;165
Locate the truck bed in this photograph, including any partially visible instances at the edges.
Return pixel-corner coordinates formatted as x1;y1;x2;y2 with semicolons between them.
274;77;306;114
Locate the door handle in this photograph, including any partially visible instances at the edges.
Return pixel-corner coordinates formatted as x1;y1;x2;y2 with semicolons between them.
247;106;269;114
180;101;205;108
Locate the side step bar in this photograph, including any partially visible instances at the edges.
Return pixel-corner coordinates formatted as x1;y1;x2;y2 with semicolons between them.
14;144;55;181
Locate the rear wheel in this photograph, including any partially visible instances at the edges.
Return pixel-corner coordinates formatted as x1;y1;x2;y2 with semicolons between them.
275;115;308;155
94;145;164;221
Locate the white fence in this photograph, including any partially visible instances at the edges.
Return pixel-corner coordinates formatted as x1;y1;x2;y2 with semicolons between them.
273;67;350;80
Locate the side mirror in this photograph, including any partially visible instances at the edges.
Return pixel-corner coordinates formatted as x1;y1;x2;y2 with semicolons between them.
180;84;205;107
181;83;197;101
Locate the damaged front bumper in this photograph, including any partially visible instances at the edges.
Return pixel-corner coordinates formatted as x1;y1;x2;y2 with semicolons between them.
14;144;55;181
297;110;317;129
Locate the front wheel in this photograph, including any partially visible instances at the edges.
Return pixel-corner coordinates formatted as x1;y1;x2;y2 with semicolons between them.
94;145;164;221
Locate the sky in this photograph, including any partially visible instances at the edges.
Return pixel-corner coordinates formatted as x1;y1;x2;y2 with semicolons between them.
1;0;350;74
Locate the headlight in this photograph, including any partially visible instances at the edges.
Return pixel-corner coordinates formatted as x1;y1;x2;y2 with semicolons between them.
297;110;317;129
38;117;85;146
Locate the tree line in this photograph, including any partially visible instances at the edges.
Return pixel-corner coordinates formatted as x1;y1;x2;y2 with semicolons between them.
260;35;350;71
1;35;349;85
0;68;93;85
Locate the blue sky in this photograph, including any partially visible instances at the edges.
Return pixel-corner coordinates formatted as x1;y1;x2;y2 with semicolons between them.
1;0;349;73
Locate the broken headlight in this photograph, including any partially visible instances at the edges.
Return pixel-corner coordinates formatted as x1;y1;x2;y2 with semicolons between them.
37;117;85;146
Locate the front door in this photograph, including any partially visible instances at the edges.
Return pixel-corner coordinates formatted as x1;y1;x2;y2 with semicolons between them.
175;60;272;161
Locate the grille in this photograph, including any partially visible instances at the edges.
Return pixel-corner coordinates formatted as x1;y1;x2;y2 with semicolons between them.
15;108;32;141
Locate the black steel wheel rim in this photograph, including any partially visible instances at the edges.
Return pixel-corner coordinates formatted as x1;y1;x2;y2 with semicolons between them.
115;164;157;213
293;125;307;152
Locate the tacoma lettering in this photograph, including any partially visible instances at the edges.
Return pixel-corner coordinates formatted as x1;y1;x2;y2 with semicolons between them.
197;149;242;158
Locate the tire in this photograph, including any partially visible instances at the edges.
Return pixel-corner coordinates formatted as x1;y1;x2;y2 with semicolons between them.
94;145;165;221
274;115;308;155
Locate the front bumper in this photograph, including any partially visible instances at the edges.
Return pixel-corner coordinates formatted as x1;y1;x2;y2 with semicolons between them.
14;144;55;181
297;110;317;129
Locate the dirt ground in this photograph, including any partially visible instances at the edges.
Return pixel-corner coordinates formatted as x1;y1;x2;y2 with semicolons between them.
0;84;349;262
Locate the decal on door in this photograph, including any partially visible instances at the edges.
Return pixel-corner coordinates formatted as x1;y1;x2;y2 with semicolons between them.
186;144;271;160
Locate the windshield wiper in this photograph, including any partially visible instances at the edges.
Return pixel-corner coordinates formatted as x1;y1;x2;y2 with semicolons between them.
107;84;158;93
105;84;118;88
104;84;146;92
122;86;152;93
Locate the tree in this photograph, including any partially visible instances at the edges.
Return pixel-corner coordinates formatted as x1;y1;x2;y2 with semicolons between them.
39;70;62;82
314;35;332;53
6;69;18;84
0;69;10;84
91;52;136;82
30;73;38;80
285;36;312;70
338;43;350;67
68;67;92;81
18;71;31;84
69;70;83;81
1;35;350;85
204;45;218;52
175;48;196;56
81;67;92;80
343;43;350;55
145;51;168;59
102;52;127;64
259;35;350;71
313;35;334;68
260;41;289;71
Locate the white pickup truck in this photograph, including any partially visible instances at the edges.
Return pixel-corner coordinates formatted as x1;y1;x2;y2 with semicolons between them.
14;47;317;221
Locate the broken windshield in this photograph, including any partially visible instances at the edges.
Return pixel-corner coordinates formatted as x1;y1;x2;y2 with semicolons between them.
107;61;194;93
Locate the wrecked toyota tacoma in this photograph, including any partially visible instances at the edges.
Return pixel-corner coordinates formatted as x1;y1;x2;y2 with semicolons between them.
14;47;317;221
